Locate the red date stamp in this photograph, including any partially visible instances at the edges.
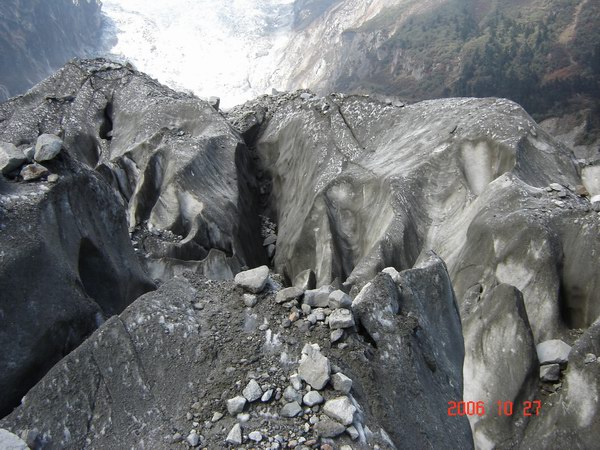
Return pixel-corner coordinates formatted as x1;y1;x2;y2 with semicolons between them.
448;400;542;417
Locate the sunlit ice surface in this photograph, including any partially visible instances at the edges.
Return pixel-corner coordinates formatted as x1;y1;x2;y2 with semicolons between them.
101;0;295;108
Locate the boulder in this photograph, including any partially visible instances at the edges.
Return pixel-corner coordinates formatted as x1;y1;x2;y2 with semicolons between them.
280;401;302;418
540;364;561;382
275;286;304;304
328;290;352;309
302;391;324;406
0;429;28;450
331;372;352;394
0;142;25;175
34;134;63;162
20;162;49;181
298;344;330;390
323;396;356;426
303;285;333;308
328;308;355;329
242;379;263;402
234;266;270;293
537;340;572;365
314;419;346;438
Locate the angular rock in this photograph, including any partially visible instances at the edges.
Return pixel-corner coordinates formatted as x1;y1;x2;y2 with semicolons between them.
243;294;258;307
328;290;352;310
314;419;346;438
328;309;355;329
20;163;49;181
243;379;263;402
298;344;330;390
186;431;200;447
275;286;304;304
248;431;263;442
34;134;63;162
280;401;302;418
294;269;316;290
261;389;274;402
283;386;302;404
330;329;344;343
211;412;223;422
381;267;401;283
302;390;324;406
290;373;303;390
227;396;247;415
537;340;572;365
584;354;597;364
304;286;334;308
263;234;277;246
331;372;352;394
346;426;359;440
226;423;243;445
235;266;270;293
0;142;26;175
540;364;561;382
323;396;356;426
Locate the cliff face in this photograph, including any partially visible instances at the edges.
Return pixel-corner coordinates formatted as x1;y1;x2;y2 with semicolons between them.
0;0;103;101
276;0;600;121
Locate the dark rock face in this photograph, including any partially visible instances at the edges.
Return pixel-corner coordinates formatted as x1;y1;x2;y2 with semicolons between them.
0;262;472;449
352;255;472;449
0;0;103;102
0;59;266;280
0;154;154;418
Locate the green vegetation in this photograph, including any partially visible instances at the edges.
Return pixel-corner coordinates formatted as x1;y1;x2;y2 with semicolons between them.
350;0;600;119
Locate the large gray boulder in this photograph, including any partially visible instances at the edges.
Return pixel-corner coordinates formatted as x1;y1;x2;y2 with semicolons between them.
0;142;26;175
0;154;154;417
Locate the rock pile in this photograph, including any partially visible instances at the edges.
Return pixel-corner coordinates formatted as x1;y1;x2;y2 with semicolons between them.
0;134;63;182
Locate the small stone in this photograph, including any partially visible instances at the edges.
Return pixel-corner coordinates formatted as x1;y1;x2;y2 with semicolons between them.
537;340;572;365
301;304;312;315
244;294;258;307
186;431;200;447
235;266;270;293
281;401;302;418
323;396;356;425
226;396;247;415
20;163;49;181
0;141;26;175
237;413;250;422
549;183;563;191
331;372;352;394
289;310;300;322
340;445;353;450
558;191;567;198
282;319;292;328
304;286;334;308
294;269;317;290
290;373;303;390
346;426;359;440
284;385;302;403
314;309;326;321
226;423;243;445
540;364;561;382
330;329;344;343
328;309;355;329
47;173;59;183
171;432;183;443
307;313;318;324
303;391;324;406
243;379;263;402
261;389;274;402
276;286;304;304
575;185;589;197
211;411;224;422
584;353;597;364
314;419;346;438
249;431;263;442
34;134;63;162
328;290;352;310
298;344;330;390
